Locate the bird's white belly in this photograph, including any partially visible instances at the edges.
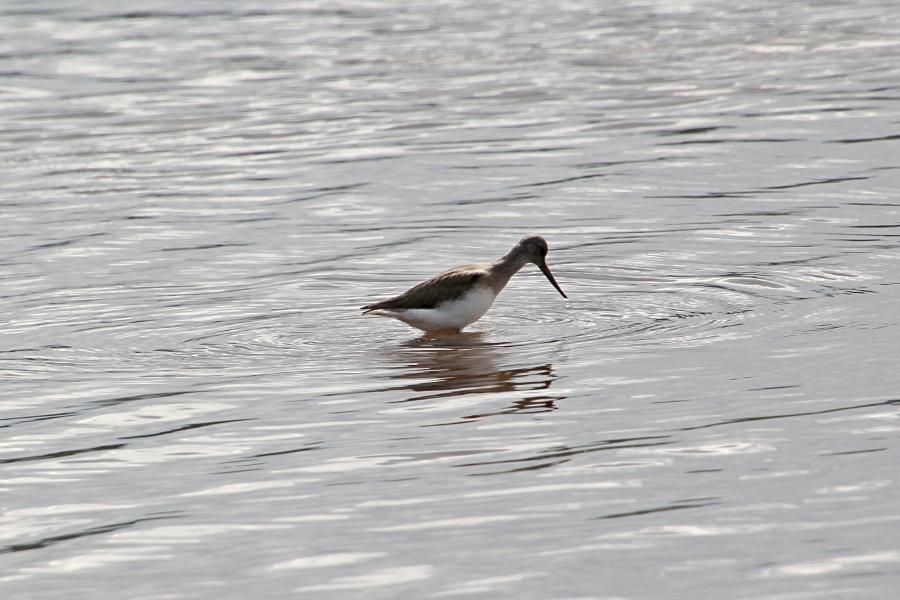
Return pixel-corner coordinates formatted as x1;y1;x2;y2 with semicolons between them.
389;286;497;332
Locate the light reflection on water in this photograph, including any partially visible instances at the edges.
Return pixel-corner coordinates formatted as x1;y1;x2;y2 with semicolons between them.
2;0;900;598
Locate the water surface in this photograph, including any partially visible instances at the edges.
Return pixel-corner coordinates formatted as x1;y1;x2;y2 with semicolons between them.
2;1;900;598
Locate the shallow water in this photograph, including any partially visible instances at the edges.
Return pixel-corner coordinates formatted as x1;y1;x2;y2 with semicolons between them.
2;1;900;598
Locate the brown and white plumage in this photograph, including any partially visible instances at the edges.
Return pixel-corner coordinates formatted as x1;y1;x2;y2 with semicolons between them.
362;236;566;334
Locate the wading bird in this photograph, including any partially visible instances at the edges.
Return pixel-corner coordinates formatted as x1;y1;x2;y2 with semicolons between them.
361;235;567;334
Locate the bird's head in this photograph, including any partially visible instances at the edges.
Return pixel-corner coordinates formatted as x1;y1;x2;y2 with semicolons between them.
514;235;566;298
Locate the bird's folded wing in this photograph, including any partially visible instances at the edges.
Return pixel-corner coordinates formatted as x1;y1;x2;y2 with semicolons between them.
362;266;485;311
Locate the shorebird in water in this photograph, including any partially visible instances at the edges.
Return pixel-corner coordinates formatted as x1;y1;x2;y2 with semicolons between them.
361;235;567;334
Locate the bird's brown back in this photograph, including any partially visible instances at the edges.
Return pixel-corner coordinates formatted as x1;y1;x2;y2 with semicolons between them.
361;265;487;311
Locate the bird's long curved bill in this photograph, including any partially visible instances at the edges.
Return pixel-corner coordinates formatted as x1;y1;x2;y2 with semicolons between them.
539;261;567;298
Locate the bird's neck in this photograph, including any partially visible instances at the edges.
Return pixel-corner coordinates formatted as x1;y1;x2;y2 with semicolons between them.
486;251;529;293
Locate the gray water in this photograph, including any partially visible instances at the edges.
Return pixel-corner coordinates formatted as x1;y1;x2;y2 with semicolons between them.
2;0;900;598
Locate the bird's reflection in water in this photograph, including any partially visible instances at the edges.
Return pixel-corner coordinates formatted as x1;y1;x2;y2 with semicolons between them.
383;332;565;422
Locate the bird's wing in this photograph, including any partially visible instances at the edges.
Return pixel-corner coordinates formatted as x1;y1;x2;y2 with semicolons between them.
361;265;486;311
